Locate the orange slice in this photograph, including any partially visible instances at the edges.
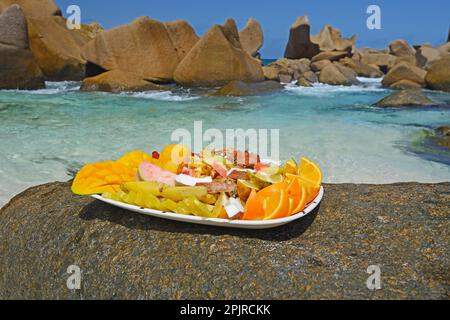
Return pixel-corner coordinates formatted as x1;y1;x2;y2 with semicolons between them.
258;182;288;198
285;173;321;206
298;178;321;205
298;157;322;187
242;190;265;220
262;189;291;220
290;185;307;215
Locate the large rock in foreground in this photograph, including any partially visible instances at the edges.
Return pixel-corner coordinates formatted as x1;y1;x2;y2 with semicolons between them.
0;181;448;299
239;18;263;58
174;19;264;87
425;57;450;92
0;0;61;17
0;5;44;89
374;89;438;107
82;17;179;83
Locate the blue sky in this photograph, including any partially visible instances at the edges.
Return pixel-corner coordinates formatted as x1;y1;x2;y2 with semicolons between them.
56;0;449;58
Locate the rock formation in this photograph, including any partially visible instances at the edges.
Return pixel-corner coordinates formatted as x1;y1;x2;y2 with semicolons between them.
0;0;61;17
173;19;264;87
80;70;170;93
425;57;450;92
353;48;397;73
374;89;438;107
382;61;427;88
164;20;199;60
338;57;383;78
311;25;356;53
0;181;448;299
0;5;44;89
239;18;263;58
27;16;93;81
263;58;312;83
82;16;180;83
212;80;282;96
318;63;359;86
284;16;319;59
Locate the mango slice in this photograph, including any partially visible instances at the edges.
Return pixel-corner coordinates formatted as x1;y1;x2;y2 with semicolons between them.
117;150;157;171
72;161;135;195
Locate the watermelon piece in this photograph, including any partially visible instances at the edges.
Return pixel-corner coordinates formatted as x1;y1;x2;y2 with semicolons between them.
138;162;176;186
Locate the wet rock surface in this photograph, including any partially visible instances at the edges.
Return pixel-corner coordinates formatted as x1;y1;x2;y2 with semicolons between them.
0;181;448;299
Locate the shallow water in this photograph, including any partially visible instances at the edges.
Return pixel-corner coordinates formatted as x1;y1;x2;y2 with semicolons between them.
1;79;450;206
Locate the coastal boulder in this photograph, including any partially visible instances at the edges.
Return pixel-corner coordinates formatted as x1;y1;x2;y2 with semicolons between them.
318;63;359;86
82;17;179;83
338;57;383;78
0;0;61;17
0;5;44;89
27;16;93;81
173;19;264;87
355;49;397;73
263;58;310;82
239;18;263;58
382;62;427;87
212;80;283;96
374;89;437;107
311;25;356;53
311;50;349;62
425;57;450;92
415;46;444;70
389;39;415;57
80;70;170;93
284;16;320;59
311;59;331;72
435;125;450;149
164;20;199;60
390;80;422;90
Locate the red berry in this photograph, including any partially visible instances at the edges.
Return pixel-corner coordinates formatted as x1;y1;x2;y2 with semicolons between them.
152;151;160;159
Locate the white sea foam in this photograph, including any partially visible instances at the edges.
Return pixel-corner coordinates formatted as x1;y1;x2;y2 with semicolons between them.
120;90;200;101
0;81;81;94
285;77;387;96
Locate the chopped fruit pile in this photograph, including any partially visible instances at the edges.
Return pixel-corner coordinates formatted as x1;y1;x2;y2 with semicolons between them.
72;145;322;221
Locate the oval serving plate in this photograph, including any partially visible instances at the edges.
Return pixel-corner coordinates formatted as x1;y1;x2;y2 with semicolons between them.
92;186;324;230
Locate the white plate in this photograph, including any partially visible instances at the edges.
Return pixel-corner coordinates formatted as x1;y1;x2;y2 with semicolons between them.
92;187;324;230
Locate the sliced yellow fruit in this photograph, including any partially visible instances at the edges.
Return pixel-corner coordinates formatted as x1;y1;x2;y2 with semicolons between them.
161;186;208;202
284;159;298;176
121;181;163;196
298;157;322;187
72;161;135;195
117;150;156;171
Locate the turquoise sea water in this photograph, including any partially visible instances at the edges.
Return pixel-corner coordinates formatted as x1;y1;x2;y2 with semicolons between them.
1;78;450;206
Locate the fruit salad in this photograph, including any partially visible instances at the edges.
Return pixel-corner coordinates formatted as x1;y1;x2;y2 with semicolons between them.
72;145;322;221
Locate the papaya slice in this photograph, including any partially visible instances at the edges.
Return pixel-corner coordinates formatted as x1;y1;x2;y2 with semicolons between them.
72;161;135;195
